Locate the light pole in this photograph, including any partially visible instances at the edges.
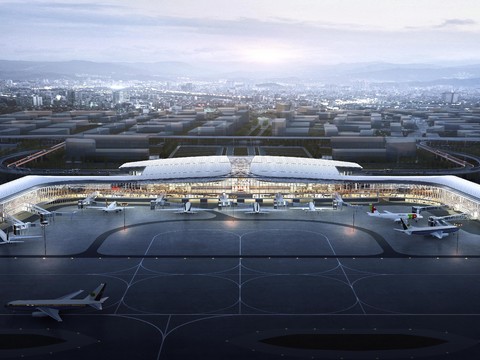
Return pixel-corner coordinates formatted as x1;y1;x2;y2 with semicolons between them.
456;231;459;255
40;214;49;257
42;225;46;257
40;220;48;257
352;208;356;232
121;202;128;230
454;222;462;255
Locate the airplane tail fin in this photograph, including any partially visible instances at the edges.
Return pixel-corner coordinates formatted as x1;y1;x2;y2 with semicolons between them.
0;229;7;243
89;297;109;310
400;218;409;230
85;283;107;301
334;193;344;207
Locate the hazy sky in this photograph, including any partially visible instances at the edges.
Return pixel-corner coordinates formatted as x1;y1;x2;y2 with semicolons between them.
1;0;479;67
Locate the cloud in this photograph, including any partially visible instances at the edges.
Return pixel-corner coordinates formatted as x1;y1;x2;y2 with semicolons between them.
435;18;477;28
1;1;480;65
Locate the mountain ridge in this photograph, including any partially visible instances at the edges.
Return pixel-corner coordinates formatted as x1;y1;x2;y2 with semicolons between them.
1;59;480;85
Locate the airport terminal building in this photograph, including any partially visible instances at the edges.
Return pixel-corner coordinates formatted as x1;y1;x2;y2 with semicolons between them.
1;155;480;220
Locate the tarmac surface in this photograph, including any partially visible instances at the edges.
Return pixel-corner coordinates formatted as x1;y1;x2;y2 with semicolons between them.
1;202;480;359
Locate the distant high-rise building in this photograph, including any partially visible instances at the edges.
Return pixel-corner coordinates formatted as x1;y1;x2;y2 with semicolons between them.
32;95;43;107
442;92;459;104
113;90;125;104
67;90;76;107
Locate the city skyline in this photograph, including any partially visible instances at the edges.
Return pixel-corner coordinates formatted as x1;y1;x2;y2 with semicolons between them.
1;0;480;71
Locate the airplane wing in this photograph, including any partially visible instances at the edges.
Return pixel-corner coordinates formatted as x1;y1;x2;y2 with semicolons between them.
6;234;42;240
53;211;78;217
290;206;321;212
430;231;445;239
36;307;62;322
86;205;108;210
57;290;84;300
158;202;208;214
244;209;269;214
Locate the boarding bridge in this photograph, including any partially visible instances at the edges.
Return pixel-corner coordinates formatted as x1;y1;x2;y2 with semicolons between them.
25;204;52;225
26;204;52;216
412;205;447;214
3;214;33;227
2;213;36;234
428;213;469;226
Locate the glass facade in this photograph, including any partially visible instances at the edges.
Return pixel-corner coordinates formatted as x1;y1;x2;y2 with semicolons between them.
1;177;479;221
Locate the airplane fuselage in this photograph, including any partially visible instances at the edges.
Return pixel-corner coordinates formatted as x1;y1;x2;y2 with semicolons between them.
6;299;98;311
368;211;422;222
404;225;459;236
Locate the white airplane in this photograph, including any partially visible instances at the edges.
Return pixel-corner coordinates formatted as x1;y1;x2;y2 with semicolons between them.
6;283;108;322
155;200;206;214
88;201;127;213
367;204;423;222
218;193;233;208
333;192;371;209
244;202;270;214
273;193;287;208
0;228;41;245
176;201;198;214
395;218;459;239
78;191;99;207
333;193;365;209
153;194;168;207
291;201;324;212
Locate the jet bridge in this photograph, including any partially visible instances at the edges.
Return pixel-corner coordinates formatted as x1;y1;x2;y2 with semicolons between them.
428;213;469;226
412;204;447;214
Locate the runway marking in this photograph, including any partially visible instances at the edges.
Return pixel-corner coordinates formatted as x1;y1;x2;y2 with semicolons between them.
114;233;161;314
104;314;166;360
3;213;480;359
323;233;367;314
157;315;171;360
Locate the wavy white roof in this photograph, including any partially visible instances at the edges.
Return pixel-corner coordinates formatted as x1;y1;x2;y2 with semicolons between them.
250;156;361;179
120;156;362;180
120;156;232;179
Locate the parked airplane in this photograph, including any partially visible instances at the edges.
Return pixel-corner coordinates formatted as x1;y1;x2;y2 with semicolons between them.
333;193;365;209
0;228;41;245
5;283;108;322
78;191;99;207
367;204;423;222
176;200;199;214
218;193;233;208
273;193;288;208
153;194;168;207
291;201;324;212
88;201;128;213
395;218;459;239
155;200;207;214
244;202;270;214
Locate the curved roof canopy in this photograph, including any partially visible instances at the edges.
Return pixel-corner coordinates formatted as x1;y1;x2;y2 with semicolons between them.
119;156;363;180
120;156;232;179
